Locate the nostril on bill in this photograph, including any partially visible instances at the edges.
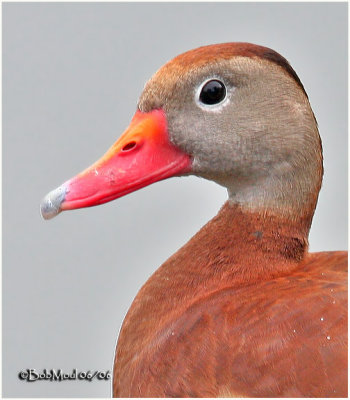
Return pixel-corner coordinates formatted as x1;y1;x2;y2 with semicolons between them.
121;141;137;152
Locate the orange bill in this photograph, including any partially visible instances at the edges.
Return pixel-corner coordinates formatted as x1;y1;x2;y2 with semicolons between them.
40;110;192;219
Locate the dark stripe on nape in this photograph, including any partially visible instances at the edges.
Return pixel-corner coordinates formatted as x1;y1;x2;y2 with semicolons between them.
259;48;308;99
175;43;309;98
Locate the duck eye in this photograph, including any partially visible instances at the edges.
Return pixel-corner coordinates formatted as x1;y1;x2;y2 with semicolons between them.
199;80;226;105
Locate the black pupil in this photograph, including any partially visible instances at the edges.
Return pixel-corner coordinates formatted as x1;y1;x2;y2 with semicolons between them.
199;80;226;105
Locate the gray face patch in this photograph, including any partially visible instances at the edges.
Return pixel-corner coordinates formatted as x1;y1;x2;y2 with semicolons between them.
138;55;322;217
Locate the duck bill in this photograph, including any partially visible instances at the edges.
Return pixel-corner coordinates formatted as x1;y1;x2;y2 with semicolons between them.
40;110;192;220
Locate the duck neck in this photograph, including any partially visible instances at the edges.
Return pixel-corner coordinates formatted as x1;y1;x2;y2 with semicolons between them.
174;200;313;287
223;141;323;223
117;201;313;357
223;164;320;226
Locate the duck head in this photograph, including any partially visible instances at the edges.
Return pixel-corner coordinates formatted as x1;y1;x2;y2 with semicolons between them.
40;43;322;223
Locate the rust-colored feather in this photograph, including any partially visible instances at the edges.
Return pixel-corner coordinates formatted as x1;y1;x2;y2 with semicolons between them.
157;42;307;96
113;203;347;397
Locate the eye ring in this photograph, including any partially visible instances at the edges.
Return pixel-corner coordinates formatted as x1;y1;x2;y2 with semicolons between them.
198;79;226;106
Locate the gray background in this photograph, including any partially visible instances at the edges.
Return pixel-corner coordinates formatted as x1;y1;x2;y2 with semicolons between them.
3;2;347;398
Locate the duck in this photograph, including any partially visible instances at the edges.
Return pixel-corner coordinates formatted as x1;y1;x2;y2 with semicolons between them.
40;42;347;398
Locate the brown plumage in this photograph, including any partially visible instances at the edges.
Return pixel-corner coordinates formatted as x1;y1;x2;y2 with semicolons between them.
40;42;347;397
113;203;347;397
159;42;308;96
